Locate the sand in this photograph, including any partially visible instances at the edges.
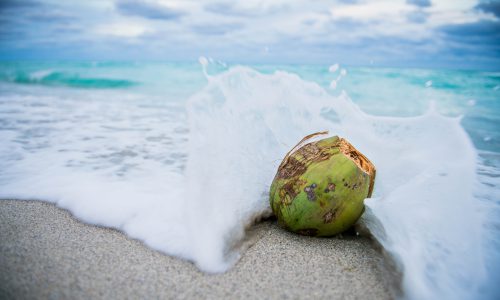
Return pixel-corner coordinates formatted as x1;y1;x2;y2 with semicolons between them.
0;200;396;299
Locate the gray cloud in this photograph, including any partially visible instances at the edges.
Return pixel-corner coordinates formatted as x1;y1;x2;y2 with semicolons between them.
0;0;75;42
301;19;316;26
0;0;41;24
324;18;365;32
0;0;75;24
191;22;244;35
26;11;75;23
204;2;289;17
338;0;359;3
0;27;27;41
204;2;236;15
476;1;500;17
436;20;500;69
439;20;500;46
406;10;429;23
0;0;41;10
51;25;83;35
115;0;184;20
406;0;431;7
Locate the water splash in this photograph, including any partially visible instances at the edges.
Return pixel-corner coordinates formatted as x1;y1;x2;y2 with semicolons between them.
329;64;347;90
0;63;495;299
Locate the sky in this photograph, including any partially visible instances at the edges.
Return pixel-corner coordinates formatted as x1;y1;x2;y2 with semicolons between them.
0;0;499;69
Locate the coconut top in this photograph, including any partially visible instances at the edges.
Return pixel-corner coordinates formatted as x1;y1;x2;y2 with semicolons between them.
338;137;376;197
278;133;376;197
338;138;375;177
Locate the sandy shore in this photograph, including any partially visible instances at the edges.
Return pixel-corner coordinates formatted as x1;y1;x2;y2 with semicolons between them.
0;200;395;299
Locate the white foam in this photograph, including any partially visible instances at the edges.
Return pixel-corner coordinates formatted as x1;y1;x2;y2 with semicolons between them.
29;69;54;81
0;65;491;298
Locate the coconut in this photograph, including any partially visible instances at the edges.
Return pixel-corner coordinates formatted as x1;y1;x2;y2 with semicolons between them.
269;132;376;237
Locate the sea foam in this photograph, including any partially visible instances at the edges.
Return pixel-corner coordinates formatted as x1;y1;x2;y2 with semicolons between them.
0;63;493;299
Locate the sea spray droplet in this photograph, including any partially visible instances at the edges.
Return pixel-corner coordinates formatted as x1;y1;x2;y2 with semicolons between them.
329;80;337;90
269;133;376;236
329;68;347;90
199;56;209;78
329;64;339;73
425;80;433;87
198;56;208;66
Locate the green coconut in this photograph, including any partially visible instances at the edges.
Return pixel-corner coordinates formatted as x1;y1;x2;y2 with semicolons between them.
269;132;376;237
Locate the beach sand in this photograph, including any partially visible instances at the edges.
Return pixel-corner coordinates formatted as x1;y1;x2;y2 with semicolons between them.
0;200;396;299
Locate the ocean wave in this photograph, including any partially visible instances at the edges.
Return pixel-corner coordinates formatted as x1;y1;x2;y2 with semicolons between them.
0;70;137;89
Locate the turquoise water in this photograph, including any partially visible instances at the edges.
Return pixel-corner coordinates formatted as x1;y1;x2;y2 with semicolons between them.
1;61;498;152
0;61;499;299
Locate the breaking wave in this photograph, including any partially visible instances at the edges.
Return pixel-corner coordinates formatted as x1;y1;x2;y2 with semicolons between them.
0;61;497;299
0;69;136;88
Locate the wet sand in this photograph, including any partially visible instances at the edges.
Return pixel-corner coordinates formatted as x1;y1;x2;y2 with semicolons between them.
0;200;395;299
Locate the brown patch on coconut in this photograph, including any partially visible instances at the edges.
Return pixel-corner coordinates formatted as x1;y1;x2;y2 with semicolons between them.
338;138;376;197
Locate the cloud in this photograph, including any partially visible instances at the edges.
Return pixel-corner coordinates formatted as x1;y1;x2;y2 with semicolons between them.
95;22;149;37
51;26;83;35
338;0;359;3
330;2;411;21
115;0;184;20
437;20;500;68
25;10;75;23
204;2;239;15
0;27;27;41
0;0;74;42
0;0;41;23
0;0;75;25
204;2;289;17
0;0;41;10
406;0;431;8
0;0;499;69
439;20;500;45
191;22;244;35
406;10;429;23
476;1;500;17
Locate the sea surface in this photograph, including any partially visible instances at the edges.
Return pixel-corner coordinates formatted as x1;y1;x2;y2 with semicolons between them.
0;60;499;299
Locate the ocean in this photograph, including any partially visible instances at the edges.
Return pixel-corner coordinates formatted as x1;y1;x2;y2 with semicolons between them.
0;60;498;299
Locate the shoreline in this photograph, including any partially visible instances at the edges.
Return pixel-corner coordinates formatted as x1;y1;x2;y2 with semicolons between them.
1;199;396;299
